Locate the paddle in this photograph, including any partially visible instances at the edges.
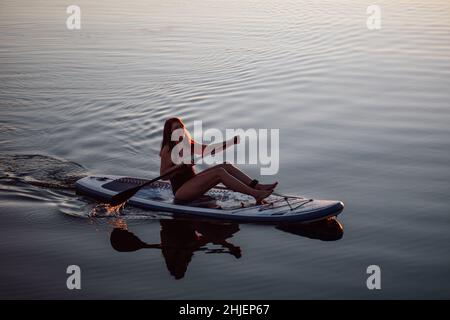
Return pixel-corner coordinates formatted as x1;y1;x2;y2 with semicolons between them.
108;164;187;206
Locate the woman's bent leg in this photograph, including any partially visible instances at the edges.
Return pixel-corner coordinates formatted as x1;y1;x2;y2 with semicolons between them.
196;163;252;185
197;163;277;191
175;167;271;202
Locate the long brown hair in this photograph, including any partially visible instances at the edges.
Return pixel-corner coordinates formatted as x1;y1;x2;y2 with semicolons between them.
160;117;192;156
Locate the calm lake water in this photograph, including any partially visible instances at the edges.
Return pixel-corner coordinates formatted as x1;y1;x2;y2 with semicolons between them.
1;0;450;299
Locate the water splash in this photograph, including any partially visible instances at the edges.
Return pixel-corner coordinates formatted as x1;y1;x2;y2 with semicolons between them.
89;202;126;218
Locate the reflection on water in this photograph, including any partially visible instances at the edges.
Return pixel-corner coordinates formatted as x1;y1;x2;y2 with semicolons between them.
277;218;343;242
1;0;450;298
110;217;343;280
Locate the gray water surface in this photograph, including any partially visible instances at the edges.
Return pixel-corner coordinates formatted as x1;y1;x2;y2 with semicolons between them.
1;0;450;299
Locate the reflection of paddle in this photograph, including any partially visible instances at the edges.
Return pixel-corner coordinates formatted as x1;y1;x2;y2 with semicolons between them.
110;229;161;252
107;164;185;206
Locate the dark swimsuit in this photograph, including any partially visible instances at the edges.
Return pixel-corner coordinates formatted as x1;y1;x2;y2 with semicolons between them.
170;164;195;195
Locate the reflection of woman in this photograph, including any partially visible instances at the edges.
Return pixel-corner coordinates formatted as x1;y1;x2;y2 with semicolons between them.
159;117;277;204
160;219;241;279
159;220;198;279
110;218;241;280
110;217;343;279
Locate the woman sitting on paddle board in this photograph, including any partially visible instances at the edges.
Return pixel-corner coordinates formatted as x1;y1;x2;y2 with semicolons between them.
159;118;277;204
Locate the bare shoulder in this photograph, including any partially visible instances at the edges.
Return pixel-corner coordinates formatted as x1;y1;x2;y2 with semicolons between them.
161;145;170;155
160;145;172;162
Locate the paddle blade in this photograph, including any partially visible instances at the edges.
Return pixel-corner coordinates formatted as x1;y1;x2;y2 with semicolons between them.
108;184;142;206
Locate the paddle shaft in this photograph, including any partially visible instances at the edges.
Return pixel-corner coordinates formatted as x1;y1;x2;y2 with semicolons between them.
108;163;188;206
141;163;185;188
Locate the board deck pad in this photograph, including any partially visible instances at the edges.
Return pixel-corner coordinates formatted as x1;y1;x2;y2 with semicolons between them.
76;175;344;223
103;177;258;210
102;177;149;192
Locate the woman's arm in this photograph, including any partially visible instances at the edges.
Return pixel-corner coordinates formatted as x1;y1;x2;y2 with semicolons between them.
160;146;186;180
192;136;240;157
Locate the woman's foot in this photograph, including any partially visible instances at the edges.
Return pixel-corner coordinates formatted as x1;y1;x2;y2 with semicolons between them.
254;189;274;205
255;182;278;191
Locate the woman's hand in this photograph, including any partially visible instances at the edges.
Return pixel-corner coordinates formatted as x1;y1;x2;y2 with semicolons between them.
233;135;240;145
